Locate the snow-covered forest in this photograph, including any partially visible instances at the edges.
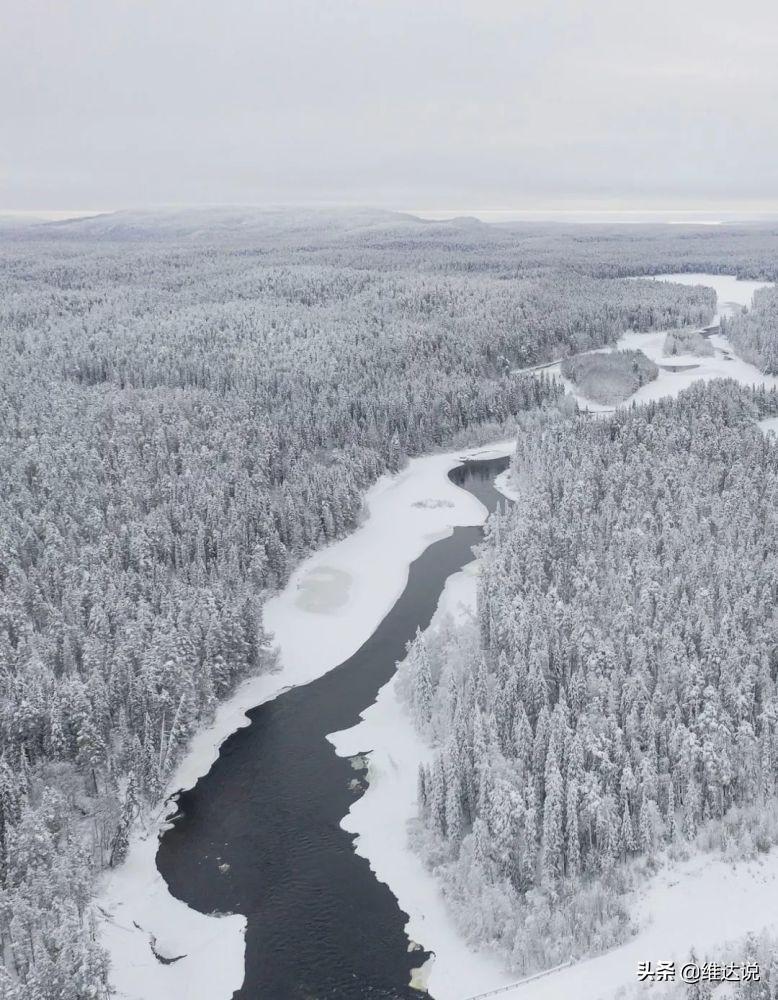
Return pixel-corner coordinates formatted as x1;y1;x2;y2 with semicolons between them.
4;211;778;997
404;379;778;975
0;215;730;997
724;287;778;374
560;348;659;403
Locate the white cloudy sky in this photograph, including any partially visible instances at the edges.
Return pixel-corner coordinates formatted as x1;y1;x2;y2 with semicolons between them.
2;0;777;212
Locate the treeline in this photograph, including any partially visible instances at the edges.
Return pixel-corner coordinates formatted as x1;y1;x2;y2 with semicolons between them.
12;208;778;282
0;247;716;380
403;381;778;975
723;286;778;374
0;236;717;996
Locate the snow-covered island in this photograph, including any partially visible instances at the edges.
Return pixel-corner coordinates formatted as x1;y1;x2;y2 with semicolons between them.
559;348;659;405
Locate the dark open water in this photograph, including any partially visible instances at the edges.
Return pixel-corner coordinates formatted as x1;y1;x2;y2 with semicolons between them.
156;456;510;1000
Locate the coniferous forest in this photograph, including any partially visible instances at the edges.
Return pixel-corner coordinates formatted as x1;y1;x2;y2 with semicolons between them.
404;380;778;974
724;286;778;374
0;211;777;997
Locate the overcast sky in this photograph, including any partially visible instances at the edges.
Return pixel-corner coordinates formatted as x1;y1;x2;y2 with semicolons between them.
2;0;777;213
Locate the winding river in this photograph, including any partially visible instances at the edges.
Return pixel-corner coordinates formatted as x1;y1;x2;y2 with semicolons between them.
156;456;510;1000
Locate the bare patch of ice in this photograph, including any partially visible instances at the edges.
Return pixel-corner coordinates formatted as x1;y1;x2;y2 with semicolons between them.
295;565;352;613
412;498;456;509
410;955;435;993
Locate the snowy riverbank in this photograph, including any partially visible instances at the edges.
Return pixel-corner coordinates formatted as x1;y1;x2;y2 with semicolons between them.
96;438;516;1000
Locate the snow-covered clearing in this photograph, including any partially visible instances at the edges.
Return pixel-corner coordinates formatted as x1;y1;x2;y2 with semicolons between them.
759;416;778;436
548;274;776;413
97;438;515;1000
493;851;778;1000
294;564;352;612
